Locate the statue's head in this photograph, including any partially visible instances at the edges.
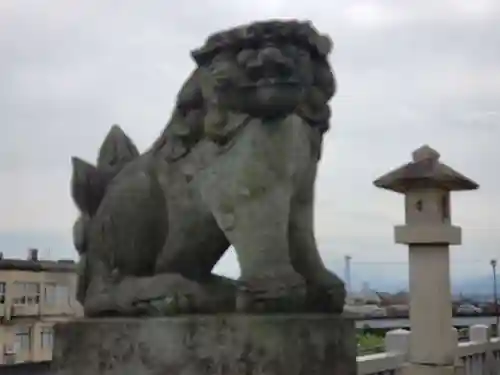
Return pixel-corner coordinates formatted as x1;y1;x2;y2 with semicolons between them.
190;20;336;123
152;20;336;161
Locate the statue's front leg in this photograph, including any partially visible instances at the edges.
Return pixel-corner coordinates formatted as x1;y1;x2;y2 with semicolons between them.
197;121;307;313
289;163;346;313
225;185;306;312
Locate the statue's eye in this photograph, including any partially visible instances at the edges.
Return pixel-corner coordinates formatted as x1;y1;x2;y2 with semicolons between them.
237;49;256;66
296;48;311;61
281;45;310;63
280;44;296;57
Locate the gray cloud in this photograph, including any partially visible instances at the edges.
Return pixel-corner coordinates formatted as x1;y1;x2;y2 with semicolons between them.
1;0;499;287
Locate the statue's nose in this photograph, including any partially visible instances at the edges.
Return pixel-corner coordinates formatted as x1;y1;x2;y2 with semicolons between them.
245;46;293;80
257;46;289;69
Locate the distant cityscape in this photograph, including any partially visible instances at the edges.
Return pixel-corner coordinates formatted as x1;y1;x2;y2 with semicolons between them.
336;256;498;297
344;275;498;297
345;280;499;320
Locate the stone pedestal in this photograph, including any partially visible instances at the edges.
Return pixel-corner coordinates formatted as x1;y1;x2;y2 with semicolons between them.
51;315;356;375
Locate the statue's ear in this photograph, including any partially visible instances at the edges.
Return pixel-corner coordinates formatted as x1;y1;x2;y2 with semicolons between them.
70;157;106;216
97;125;139;169
317;34;333;56
176;68;204;110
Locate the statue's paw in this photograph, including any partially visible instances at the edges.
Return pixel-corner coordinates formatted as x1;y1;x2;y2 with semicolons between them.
129;273;238;315
305;269;346;313
84;273;238;317
237;269;307;313
125;274;210;315
135;293;198;316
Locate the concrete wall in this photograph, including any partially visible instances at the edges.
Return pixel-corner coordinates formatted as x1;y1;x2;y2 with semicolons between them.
0;361;52;375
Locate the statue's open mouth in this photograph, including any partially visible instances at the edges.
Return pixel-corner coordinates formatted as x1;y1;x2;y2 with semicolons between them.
224;77;304;118
240;78;300;89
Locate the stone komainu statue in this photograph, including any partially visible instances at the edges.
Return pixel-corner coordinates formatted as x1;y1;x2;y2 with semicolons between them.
71;19;345;317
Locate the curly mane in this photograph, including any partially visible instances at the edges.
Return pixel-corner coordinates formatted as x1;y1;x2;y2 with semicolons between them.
150;21;336;162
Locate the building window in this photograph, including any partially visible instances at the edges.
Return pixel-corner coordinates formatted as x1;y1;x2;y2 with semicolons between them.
26;283;40;305
0;282;5;304
44;283;56;306
40;327;54;349
12;281;25;305
55;285;70;306
12;282;40;305
14;326;31;352
44;284;71;307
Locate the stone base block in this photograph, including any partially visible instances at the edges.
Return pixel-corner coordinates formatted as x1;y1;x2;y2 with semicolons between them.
51;314;356;375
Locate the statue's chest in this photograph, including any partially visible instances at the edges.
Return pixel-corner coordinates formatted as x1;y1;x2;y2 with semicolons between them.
198;116;314;190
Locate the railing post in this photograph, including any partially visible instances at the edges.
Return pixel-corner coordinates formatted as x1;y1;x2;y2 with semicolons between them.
470;324;496;375
385;329;410;357
469;324;489;343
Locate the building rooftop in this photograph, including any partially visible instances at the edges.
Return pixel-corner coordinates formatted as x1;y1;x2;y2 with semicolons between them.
0;257;76;273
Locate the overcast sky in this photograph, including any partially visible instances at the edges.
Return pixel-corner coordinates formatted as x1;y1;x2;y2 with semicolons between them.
1;0;499;289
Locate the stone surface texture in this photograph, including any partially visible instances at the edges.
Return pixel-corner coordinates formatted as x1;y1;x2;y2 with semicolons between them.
69;19;345;317
51;315;356;375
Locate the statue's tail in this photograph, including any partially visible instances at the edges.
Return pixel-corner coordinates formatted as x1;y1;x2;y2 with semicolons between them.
71;125;139;217
72;215;89;305
70;125;140;304
75;254;88;305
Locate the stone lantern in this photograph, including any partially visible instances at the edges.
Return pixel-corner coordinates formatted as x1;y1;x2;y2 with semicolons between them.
374;145;478;375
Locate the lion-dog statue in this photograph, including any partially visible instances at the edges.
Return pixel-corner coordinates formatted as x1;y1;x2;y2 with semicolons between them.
71;19;346;316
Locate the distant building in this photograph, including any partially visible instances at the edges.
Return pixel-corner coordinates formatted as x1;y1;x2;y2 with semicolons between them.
0;249;82;365
379;290;410;306
346;282;382;305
